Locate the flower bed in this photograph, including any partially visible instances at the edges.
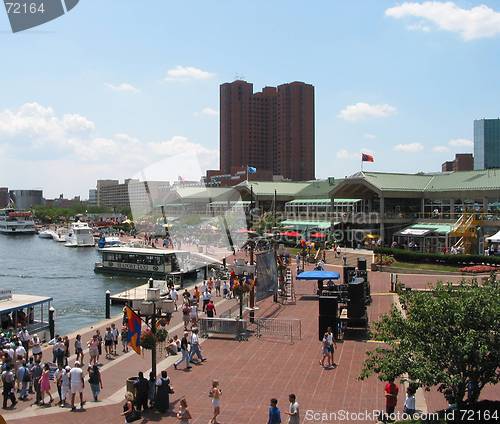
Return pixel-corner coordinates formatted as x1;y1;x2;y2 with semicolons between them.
459;265;497;273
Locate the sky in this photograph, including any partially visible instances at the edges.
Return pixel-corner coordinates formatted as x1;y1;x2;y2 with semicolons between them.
1;0;500;198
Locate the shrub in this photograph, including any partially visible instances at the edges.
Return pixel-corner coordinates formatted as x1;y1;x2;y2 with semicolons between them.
374;248;500;267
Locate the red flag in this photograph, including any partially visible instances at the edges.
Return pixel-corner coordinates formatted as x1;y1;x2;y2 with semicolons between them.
362;153;374;162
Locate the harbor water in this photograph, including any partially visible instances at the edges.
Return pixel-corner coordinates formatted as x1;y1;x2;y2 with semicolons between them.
0;235;146;335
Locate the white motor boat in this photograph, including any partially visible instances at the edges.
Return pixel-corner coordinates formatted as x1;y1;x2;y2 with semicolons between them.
53;227;68;242
38;229;54;239
0;208;36;235
65;221;95;247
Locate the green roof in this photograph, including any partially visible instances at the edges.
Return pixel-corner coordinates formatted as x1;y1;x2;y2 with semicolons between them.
409;223;453;234
236;179;336;198
287;198;361;205
336;170;500;193
174;187;236;201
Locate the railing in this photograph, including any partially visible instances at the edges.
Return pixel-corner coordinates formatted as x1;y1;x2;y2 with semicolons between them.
254;318;302;344
198;318;249;341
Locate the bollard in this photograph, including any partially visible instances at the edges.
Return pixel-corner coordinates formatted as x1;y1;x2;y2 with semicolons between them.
222;257;226;269
148;278;154;288
48;307;55;340
105;290;111;319
204;265;208;280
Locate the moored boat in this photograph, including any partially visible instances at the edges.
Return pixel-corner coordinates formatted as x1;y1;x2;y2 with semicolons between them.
0;208;36;235
65;221;95;247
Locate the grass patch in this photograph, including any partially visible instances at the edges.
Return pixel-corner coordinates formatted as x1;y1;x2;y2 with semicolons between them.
390;261;459;273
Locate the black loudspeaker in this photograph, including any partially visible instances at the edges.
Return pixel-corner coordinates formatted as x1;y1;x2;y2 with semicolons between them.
319;296;338;317
318;314;337;340
357;257;367;271
347;279;366;320
343;266;355;284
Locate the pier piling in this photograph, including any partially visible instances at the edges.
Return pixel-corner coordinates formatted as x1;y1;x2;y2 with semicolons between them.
48;307;55;340
105;290;111;319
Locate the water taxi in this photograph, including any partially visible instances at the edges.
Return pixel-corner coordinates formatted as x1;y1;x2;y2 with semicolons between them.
94;246;201;278
0;208;36;235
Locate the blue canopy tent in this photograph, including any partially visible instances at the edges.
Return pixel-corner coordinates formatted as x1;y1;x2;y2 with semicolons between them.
296;270;340;280
296;270;341;295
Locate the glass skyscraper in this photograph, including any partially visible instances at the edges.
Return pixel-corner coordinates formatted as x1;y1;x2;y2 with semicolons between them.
474;119;500;170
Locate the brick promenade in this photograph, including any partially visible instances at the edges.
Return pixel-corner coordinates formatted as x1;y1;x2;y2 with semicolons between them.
2;255;498;423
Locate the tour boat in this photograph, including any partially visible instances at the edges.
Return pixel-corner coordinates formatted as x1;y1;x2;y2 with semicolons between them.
64;221;95;247
0;208;36;235
94;246;200;278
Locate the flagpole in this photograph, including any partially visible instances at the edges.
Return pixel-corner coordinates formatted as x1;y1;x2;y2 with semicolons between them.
246;164;248;182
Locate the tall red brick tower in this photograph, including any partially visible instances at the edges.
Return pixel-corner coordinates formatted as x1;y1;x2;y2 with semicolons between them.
219;80;315;181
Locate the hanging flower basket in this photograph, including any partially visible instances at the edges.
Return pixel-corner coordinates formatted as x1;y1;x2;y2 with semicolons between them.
140;329;156;350
156;328;168;343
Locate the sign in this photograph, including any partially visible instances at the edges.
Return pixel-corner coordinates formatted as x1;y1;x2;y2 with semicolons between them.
105;262;163;273
0;289;13;301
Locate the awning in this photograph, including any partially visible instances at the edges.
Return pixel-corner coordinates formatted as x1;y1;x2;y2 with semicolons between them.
398;228;432;237
395;223;453;237
486;230;500;243
296;270;340;280
280;220;334;230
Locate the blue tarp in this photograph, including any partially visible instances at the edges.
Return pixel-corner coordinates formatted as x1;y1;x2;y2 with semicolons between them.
296;270;340;280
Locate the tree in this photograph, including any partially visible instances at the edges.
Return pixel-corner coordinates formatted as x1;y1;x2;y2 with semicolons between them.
360;278;500;407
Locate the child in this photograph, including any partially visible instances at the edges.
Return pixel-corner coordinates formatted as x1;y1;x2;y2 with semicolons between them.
403;386;416;417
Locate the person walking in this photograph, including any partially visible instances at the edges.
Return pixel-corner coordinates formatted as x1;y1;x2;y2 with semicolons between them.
95;329;103;362
320;332;331;368
206;300;216;318
121;326;129;353
267;398;282;424
88;335;99;366
74;335;84;365
202;289;211;312
104;327;113;360
60;366;71;408
133;371;149;413
147;372;156;409
54;364;64;406
69;361;85;411
39;363;53;405
215;278;221;297
384;378;399;421
88;365;103;402
209;380;222;424
121;392;136;423
326;327;337;367
31;334;42;362
174;332;191;370
31;360;43;405
188;329;205;364
176;398;192;423
182;303;191;331
1;366;17;409
17;328;30;360
17;361;30;401
189;304;198;329
170;287;178;311
155;370;172;413
63;336;70;366
111;323;119;356
284;394;299;424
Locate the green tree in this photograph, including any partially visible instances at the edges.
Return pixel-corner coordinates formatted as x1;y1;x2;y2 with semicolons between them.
360;279;500;407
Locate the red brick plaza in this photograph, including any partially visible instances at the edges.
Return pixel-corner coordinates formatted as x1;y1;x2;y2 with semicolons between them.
2;258;499;423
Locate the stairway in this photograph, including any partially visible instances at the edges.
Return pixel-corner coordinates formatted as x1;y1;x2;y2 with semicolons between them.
450;213;477;254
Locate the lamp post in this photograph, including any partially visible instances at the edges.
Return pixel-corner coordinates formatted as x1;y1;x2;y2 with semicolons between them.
136;288;175;378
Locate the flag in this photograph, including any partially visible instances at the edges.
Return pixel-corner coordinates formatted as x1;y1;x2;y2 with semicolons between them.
247;166;257;174
362;153;374;162
125;306;142;355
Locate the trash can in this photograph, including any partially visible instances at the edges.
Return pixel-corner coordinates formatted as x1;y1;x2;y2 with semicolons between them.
126;377;138;400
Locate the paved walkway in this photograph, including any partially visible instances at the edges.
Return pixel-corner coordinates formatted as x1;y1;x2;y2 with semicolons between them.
2;263;499;423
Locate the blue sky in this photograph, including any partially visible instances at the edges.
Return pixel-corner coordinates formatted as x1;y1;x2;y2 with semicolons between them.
1;0;500;197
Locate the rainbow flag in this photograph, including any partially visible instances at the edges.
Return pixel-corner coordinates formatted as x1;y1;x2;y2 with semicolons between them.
125;306;142;355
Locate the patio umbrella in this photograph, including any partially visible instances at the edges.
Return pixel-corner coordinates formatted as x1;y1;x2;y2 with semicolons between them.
280;231;301;237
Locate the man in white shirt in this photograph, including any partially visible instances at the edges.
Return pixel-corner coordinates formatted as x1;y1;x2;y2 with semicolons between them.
285;393;300;424
17;328;30;358
15;342;26;360
170;287;178;311
188;329;205;363
110;323;119;356
202;289;211;312
69;361;85;411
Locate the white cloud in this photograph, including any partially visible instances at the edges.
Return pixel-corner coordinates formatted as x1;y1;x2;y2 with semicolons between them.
394;142;424;153
432;145;450;153
338;102;396;122
195;107;219;117
448;138;473;147
385;2;500;41
165;66;215;81
105;83;140;93
0;102;218;196
364;133;377;139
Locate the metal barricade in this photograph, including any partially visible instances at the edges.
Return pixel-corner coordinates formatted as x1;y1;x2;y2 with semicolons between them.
198;318;249;341
255;318;302;343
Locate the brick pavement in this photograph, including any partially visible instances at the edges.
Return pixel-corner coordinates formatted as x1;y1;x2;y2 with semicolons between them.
2;263;499;424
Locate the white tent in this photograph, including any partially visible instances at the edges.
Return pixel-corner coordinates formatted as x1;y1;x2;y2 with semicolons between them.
486;230;500;243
